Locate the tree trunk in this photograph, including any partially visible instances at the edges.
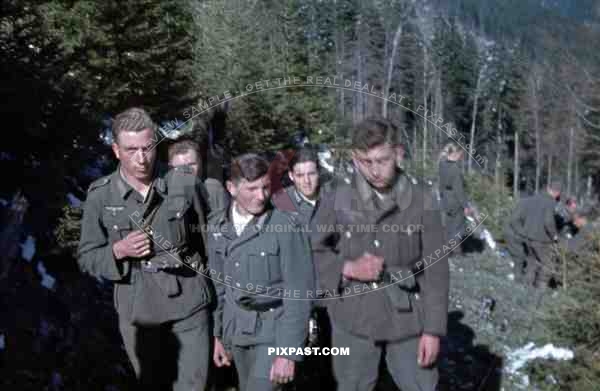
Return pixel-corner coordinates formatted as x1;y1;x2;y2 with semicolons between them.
422;51;428;171
567;127;574;196
548;154;552;185
468;69;482;174
533;79;541;194
513;130;519;199
383;22;403;119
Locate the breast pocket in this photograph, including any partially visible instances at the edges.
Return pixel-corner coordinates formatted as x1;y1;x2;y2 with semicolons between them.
102;212;131;242
247;240;280;283
397;223;421;263
167;196;192;246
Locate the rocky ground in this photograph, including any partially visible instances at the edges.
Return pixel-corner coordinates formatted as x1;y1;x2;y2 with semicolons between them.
0;242;572;390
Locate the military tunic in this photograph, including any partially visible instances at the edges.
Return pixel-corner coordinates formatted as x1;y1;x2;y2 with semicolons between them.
208;206;315;391
504;192;559;287
77;163;213;390
438;159;469;247
311;169;448;391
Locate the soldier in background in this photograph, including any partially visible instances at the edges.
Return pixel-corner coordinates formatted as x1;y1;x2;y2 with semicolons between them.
438;142;472;255
271;145;335;390
505;181;562;288
167;136;229;215
209;153;315;391
271;146;324;227
555;196;578;239
312;118;448;391
77;107;213;390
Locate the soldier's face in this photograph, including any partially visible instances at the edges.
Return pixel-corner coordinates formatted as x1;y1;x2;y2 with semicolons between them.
227;174;272;216
352;144;397;191
289;161;319;199
112;128;156;183
170;150;200;176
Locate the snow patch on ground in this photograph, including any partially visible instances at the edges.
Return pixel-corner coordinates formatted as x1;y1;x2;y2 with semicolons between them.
505;342;574;387
36;261;56;290
20;235;36;262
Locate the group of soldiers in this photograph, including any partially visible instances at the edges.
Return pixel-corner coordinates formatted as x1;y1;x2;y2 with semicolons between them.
77;107;491;391
502;180;596;289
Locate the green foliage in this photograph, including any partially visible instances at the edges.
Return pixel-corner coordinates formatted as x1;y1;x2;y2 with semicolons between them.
526;232;600;390
464;171;514;239
54;205;84;257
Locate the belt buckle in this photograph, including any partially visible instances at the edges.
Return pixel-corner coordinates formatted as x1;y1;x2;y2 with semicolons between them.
142;260;159;273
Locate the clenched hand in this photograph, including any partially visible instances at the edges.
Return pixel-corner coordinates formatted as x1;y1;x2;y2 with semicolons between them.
112;230;152;260
417;333;440;367
343;252;384;282
270;357;295;384
213;337;232;367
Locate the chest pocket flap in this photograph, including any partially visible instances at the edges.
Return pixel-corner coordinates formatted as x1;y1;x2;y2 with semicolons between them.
102;209;131;241
167;196;193;245
247;238;280;283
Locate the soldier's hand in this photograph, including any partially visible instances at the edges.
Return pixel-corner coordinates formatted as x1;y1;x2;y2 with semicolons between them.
417;333;440;367
112;230;151;260
343;252;384;281
270;356;295;384
213;337;232;367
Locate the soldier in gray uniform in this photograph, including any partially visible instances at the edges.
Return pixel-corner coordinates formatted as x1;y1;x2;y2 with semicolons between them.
271;146;321;227
506;182;562;288
271;146;336;389
438;142;472;254
168;136;229;215
209;153;315;391
312;118;448;391
77;107;213;390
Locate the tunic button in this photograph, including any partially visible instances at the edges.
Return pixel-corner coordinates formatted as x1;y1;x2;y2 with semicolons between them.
235;282;241;288
235;262;240;267
374;239;380;248
260;252;265;257
269;308;274;312
345;231;352;239
113;225;119;231
176;212;181;218
414;293;420;300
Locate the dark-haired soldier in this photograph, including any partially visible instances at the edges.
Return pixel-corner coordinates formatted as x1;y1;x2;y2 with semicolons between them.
312;118;448;391
77;107;212;390
209;153;315;391
271;146;324;228
271;146;335;389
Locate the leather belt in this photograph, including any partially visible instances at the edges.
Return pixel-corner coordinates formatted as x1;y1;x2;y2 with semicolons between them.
139;259;183;273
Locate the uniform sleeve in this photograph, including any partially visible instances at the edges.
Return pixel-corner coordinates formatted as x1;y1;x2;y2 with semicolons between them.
420;191;449;336
309;190;344;292
207;231;225;338
544;200;559;242
275;219;315;361
77;192;130;281
452;165;469;208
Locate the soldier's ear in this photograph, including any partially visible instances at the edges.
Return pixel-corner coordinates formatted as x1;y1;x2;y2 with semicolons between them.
288;171;295;184
226;180;238;197
111;142;121;160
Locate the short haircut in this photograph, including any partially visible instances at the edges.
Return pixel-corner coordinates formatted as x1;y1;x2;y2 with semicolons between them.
229;153;270;184
289;146;319;172
167;136;200;162
111;107;157;143
351;118;399;150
